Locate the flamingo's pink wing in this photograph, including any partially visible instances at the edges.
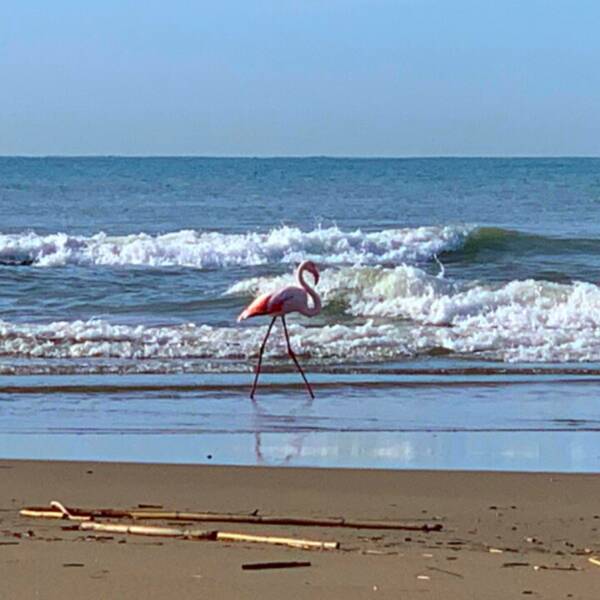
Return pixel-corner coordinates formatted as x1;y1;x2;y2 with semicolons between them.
238;292;272;321
239;286;306;321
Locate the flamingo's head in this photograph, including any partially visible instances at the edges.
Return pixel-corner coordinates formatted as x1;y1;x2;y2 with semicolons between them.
300;260;319;285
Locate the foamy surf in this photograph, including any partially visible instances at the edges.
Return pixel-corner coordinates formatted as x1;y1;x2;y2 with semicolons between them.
0;224;472;269
225;265;456;318
227;266;600;363
4;220;600;366
0;318;407;365
3;272;600;371
228;265;600;320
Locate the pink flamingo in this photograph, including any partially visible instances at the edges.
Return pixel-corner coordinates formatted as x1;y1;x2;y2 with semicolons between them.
238;260;321;399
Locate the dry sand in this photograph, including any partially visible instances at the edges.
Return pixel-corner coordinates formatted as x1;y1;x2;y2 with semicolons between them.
1;459;599;599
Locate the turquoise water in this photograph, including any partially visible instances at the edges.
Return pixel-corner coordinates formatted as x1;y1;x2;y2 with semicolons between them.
1;157;600;470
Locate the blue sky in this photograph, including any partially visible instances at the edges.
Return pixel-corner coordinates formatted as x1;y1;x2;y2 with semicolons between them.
1;0;599;156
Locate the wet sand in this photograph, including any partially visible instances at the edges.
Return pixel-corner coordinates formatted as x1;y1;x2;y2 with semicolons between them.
1;459;599;599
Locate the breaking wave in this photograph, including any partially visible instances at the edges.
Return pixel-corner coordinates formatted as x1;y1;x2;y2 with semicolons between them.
0;225;471;269
4;268;600;365
227;266;600;362
4;223;600;365
0;318;406;364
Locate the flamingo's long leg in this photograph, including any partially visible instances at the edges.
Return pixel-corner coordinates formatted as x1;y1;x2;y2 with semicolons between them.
281;315;315;399
250;316;277;399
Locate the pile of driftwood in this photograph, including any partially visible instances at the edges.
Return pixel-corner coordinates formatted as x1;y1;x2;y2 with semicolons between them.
20;500;443;552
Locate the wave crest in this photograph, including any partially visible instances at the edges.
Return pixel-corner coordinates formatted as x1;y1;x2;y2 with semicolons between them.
0;318;406;363
3;276;600;367
0;225;471;269
227;266;600;362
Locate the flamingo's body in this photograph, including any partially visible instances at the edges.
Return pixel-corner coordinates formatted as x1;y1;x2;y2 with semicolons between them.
238;260;321;398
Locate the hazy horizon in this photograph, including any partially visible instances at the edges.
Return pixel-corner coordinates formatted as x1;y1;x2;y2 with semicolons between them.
2;1;599;156
2;154;600;159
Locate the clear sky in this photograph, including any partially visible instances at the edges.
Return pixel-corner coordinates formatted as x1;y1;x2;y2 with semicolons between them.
1;0;599;156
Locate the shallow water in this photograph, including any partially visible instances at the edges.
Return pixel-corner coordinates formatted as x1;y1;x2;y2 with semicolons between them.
2;157;600;470
1;362;600;470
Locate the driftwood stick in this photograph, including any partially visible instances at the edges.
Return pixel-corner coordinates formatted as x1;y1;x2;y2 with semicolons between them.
19;504;442;532
216;531;339;550
80;521;216;540
20;504;91;522
50;500;91;521
127;512;441;531
20;509;72;520
242;561;311;571
79;522;337;549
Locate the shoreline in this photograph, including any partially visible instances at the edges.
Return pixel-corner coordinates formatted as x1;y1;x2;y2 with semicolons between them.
1;459;599;598
3;429;600;473
2;455;599;475
4;363;600;474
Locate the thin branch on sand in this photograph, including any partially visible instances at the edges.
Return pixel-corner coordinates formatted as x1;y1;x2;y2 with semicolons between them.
20;501;442;532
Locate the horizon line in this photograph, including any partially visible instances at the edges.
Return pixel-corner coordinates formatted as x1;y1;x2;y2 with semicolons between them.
1;153;600;160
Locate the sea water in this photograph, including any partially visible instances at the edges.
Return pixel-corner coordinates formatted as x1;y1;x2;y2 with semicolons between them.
1;157;600;470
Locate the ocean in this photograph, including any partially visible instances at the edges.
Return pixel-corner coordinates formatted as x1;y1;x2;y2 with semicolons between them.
1;156;600;470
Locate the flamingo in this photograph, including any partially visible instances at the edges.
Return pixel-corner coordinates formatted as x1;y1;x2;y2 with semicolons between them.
238;260;321;399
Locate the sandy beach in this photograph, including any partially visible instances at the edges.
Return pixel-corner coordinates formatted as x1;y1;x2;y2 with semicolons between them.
0;460;598;598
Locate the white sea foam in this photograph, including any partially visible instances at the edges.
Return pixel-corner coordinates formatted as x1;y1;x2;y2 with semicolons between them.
225;265;455;320
0;318;406;363
0;225;471;268
4;258;600;364
423;280;600;362
4;273;600;365
227;266;600;362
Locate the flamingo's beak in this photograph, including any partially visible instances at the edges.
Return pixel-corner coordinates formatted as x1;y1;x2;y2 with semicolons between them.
310;264;320;285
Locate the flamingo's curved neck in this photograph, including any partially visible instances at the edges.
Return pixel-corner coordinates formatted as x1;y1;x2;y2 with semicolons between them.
296;263;321;317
